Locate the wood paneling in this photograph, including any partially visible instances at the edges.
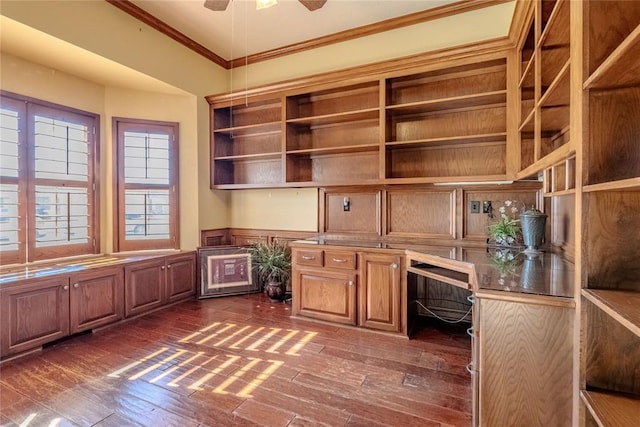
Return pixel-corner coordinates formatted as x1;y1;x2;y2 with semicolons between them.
463;188;540;240
585;300;640;396
322;189;380;235
479;298;573;426
386;189;455;239
586;191;640;290
549;193;575;256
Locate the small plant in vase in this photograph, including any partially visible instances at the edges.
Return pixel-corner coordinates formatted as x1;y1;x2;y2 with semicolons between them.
487;199;522;247
248;240;291;302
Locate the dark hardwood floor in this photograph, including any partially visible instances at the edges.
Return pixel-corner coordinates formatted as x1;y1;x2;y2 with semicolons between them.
0;293;472;426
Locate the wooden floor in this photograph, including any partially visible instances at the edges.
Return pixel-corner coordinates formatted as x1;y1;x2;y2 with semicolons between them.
0;293;472;427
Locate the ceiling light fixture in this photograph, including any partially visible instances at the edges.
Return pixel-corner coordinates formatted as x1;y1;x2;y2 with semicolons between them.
256;0;277;10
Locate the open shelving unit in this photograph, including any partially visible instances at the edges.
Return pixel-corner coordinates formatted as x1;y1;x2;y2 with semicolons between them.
207;55;509;188
580;1;640;425
517;0;572;181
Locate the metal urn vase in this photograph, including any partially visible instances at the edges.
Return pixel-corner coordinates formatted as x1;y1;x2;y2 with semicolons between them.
520;208;547;253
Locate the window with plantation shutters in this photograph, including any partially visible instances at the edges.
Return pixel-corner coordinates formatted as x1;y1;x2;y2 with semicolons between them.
0;91;99;263
114;118;179;251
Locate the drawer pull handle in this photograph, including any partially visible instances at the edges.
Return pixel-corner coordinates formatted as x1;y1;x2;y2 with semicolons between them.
466;327;474;337
301;255;315;260
466;363;474;374
467;295;475;304
332;258;347;263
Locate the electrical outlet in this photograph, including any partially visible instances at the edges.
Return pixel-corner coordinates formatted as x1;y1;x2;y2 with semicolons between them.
483;201;492;214
470;201;480;214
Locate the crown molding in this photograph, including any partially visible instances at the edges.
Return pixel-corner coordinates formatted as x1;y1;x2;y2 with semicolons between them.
107;0;513;70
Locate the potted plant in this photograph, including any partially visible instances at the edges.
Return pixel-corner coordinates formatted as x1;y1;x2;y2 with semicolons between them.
248;239;291;302
487;199;522;247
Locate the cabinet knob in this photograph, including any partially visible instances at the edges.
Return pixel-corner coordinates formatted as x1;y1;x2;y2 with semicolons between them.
391;263;398;269
347;280;353;286
63;285;69;291
161;266;165;270
167;264;171;269
73;283;79;289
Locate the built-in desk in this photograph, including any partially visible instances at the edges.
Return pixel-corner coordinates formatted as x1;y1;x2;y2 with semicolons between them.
291;239;576;426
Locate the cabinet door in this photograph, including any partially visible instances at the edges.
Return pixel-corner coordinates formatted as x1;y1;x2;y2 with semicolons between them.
0;277;70;357
69;266;124;333
166;252;196;303
124;258;165;318
293;268;357;325
478;297;573;426
358;253;402;332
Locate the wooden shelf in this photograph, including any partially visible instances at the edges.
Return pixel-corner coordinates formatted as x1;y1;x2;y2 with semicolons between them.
583;177;640;193
516;143;574;181
539;59;570;108
213;152;281;161
543;188;575;198
581;390;640;427
286;108;378;126
582;289;640;337
386;132;506;149
386;91;506;116
286;144;379;156
213;121;281;137
538;0;569;49
519;53;536;88
584;24;640;90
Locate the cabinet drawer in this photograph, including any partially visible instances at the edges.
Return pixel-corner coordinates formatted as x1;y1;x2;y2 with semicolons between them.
295;249;323;267
325;250;356;270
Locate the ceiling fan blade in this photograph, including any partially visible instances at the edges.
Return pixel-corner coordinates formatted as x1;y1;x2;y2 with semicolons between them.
298;0;327;11
204;0;231;11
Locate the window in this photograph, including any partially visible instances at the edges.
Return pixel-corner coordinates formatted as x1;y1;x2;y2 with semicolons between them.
0;92;99;264
114;118;179;251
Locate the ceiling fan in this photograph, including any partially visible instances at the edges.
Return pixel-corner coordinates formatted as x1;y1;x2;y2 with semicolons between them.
204;0;327;12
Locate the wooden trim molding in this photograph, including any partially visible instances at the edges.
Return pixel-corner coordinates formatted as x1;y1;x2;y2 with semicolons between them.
105;0;228;68
107;0;513;70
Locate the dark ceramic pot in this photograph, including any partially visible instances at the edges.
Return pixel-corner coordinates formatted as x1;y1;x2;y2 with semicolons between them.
264;281;285;301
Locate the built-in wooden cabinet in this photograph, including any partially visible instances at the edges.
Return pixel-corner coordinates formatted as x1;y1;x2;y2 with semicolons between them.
1;252;196;359
358;252;402;333
517;0;572;179
579;1;640;425
125;252;196;317
291;245;405;334
476;293;574;426
292;248;357;325
69;266;125;334
0;265;124;358
208;53;509;188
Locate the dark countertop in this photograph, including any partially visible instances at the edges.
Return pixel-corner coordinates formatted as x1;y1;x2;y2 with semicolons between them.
291;239;574;299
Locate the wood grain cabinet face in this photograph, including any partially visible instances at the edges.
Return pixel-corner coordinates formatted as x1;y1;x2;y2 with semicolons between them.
69;266;124;334
124;258;166;317
166;253;196;303
358;253;402;332
477;298;574;426
294;268;357;326
0;277;70;357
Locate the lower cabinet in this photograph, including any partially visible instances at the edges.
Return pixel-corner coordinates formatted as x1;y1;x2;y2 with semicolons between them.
125;252;196;318
0;265;124;358
359;252;402;333
0;252;196;359
291;246;404;333
294;268;357;325
475;294;574;426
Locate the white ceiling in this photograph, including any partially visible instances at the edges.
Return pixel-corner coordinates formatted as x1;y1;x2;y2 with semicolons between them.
129;0;461;61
